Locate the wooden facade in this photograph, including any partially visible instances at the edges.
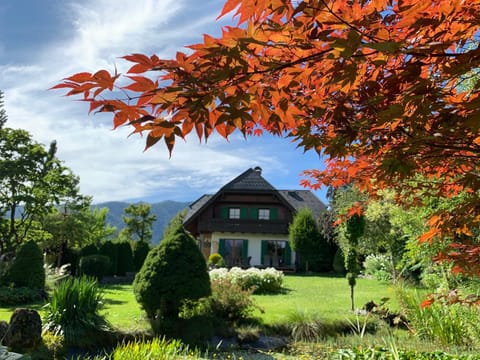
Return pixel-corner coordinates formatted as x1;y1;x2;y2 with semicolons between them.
183;167;326;269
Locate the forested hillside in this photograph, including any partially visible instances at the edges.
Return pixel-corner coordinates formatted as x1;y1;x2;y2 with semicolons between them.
93;200;189;243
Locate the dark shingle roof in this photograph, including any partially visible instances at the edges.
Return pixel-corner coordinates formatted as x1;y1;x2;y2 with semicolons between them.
278;190;327;218
221;167;275;192
183;168;327;226
183;194;213;224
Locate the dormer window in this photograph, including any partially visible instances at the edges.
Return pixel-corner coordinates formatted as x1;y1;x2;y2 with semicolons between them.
229;207;241;219
258;208;270;220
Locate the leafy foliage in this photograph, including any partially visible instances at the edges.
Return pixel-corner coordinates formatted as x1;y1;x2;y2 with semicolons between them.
115;240;134;276
193;277;259;325
207;252;225;268
102;338;195;360
344;214;365;310
0;286;46;306
54;0;480;275
399;289;480;347
332;347;480;360
43;276;111;348
289;208;334;272
209;266;284;294
363;254;393;282
79;243;99;257
99;240;119;276
133;226;210;335
0;127;80;253
42;198;116;267
121;203;156;243
79;254;111;280
133;240;150;271
3;240;45;289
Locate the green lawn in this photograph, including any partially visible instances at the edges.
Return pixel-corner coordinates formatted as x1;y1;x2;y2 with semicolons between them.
253;274;399;324
0;275;397;331
100;284;149;331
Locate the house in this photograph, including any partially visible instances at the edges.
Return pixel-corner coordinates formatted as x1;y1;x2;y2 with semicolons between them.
183;167;327;269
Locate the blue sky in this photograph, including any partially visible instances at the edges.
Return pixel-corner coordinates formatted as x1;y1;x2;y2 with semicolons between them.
1;0;327;204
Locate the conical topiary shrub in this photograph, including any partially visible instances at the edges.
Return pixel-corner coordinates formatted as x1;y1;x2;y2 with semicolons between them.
133;226;210;336
4;240;45;289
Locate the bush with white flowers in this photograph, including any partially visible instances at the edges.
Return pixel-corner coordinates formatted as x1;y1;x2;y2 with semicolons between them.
209;267;284;294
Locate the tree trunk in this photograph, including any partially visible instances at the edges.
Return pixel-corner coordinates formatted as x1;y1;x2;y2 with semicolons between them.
350;285;355;311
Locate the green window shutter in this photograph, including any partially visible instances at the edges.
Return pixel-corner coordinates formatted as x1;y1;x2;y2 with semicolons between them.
261;240;267;265
242;240;249;262
271;208;278;220
285;241;292;266
220;207;228;219
218;239;225;256
251;207;258;219
240;207;248;219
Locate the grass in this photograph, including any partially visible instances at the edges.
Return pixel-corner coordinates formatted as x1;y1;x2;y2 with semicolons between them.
100;284;149;331
252;274;399;325
2;275;479;359
0;274;397;331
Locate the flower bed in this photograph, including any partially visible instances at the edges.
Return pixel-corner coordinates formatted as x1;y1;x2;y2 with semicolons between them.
209;267;284;294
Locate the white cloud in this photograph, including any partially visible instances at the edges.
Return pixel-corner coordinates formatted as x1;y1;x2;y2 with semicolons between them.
2;0;326;204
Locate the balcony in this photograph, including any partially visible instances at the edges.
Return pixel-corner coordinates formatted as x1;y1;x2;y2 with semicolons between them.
198;218;289;234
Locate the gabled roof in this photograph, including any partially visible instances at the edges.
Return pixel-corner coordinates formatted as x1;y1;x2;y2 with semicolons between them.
278;190;327;218
183;167;327;226
221;167;276;192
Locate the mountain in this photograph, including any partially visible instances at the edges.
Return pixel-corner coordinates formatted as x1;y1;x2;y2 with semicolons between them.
93;200;190;244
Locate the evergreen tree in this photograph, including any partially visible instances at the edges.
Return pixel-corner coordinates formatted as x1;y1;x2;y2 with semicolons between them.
133;226;210;336
289;208;333;272
121;203;156;243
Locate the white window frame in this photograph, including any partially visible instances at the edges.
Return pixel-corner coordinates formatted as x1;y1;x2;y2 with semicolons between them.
258;208;270;220
229;207;241;219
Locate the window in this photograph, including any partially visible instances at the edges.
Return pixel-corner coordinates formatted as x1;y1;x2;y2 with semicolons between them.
262;240;290;267
221;239;247;267
229;207;240;219
258;208;270;220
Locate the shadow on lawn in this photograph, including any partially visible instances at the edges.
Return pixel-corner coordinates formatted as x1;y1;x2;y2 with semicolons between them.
102;297;127;306
100;284;133;291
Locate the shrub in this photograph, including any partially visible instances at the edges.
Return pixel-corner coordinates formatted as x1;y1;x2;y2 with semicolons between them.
79;255;110;280
61;247;80;276
3;240;45;289
99;240;119;276
399;288;480;347
0;286;46;306
286;309;325;342
197;277;259;325
133;240;150;271
116;240;134;276
363;254;393;282
31;330;67;360
207;253;225;268
133;228;211;336
332;247;346;274
43;276;111;348
79;243;99;257
209;266;284;294
109;338;195;360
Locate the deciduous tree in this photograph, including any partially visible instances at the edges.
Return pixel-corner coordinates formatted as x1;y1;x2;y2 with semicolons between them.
53;0;480;274
0;127;80;253
42;197;116;266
